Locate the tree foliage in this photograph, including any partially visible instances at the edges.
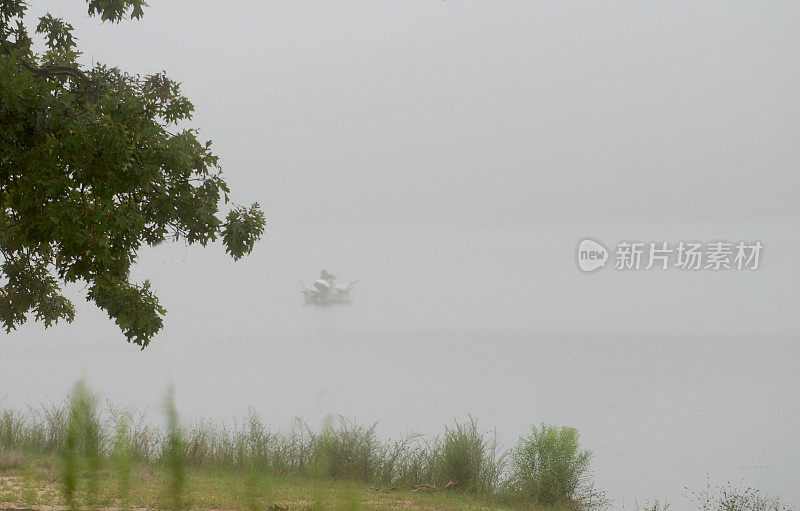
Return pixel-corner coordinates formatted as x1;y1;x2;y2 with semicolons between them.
0;0;266;347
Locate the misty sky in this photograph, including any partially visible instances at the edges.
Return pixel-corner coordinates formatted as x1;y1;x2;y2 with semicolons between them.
24;0;800;227
5;1;796;351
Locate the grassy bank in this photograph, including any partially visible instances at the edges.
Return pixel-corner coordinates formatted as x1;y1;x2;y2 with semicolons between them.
0;383;600;510
0;457;538;511
0;384;794;510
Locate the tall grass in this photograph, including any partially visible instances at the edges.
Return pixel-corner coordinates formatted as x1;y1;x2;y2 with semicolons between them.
110;411;134;505
312;417;381;481
429;416;505;493
163;387;186;509
60;381;102;509
1;402;68;455
0;387;602;508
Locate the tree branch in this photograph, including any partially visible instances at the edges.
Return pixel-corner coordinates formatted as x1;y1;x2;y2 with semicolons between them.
1;39;95;85
18;58;90;82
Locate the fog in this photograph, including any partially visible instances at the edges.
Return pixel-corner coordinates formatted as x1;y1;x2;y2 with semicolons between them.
3;0;800;508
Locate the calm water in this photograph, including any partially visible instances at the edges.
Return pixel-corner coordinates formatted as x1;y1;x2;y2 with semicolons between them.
3;222;799;507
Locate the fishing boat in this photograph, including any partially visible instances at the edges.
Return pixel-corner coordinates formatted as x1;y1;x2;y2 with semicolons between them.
300;271;357;305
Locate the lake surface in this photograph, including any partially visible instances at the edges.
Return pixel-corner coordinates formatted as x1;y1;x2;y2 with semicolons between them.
3;222;799;508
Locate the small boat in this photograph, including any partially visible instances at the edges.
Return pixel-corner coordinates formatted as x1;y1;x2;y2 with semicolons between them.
300;274;357;305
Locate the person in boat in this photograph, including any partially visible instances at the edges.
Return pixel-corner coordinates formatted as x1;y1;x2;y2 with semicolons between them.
314;270;336;297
